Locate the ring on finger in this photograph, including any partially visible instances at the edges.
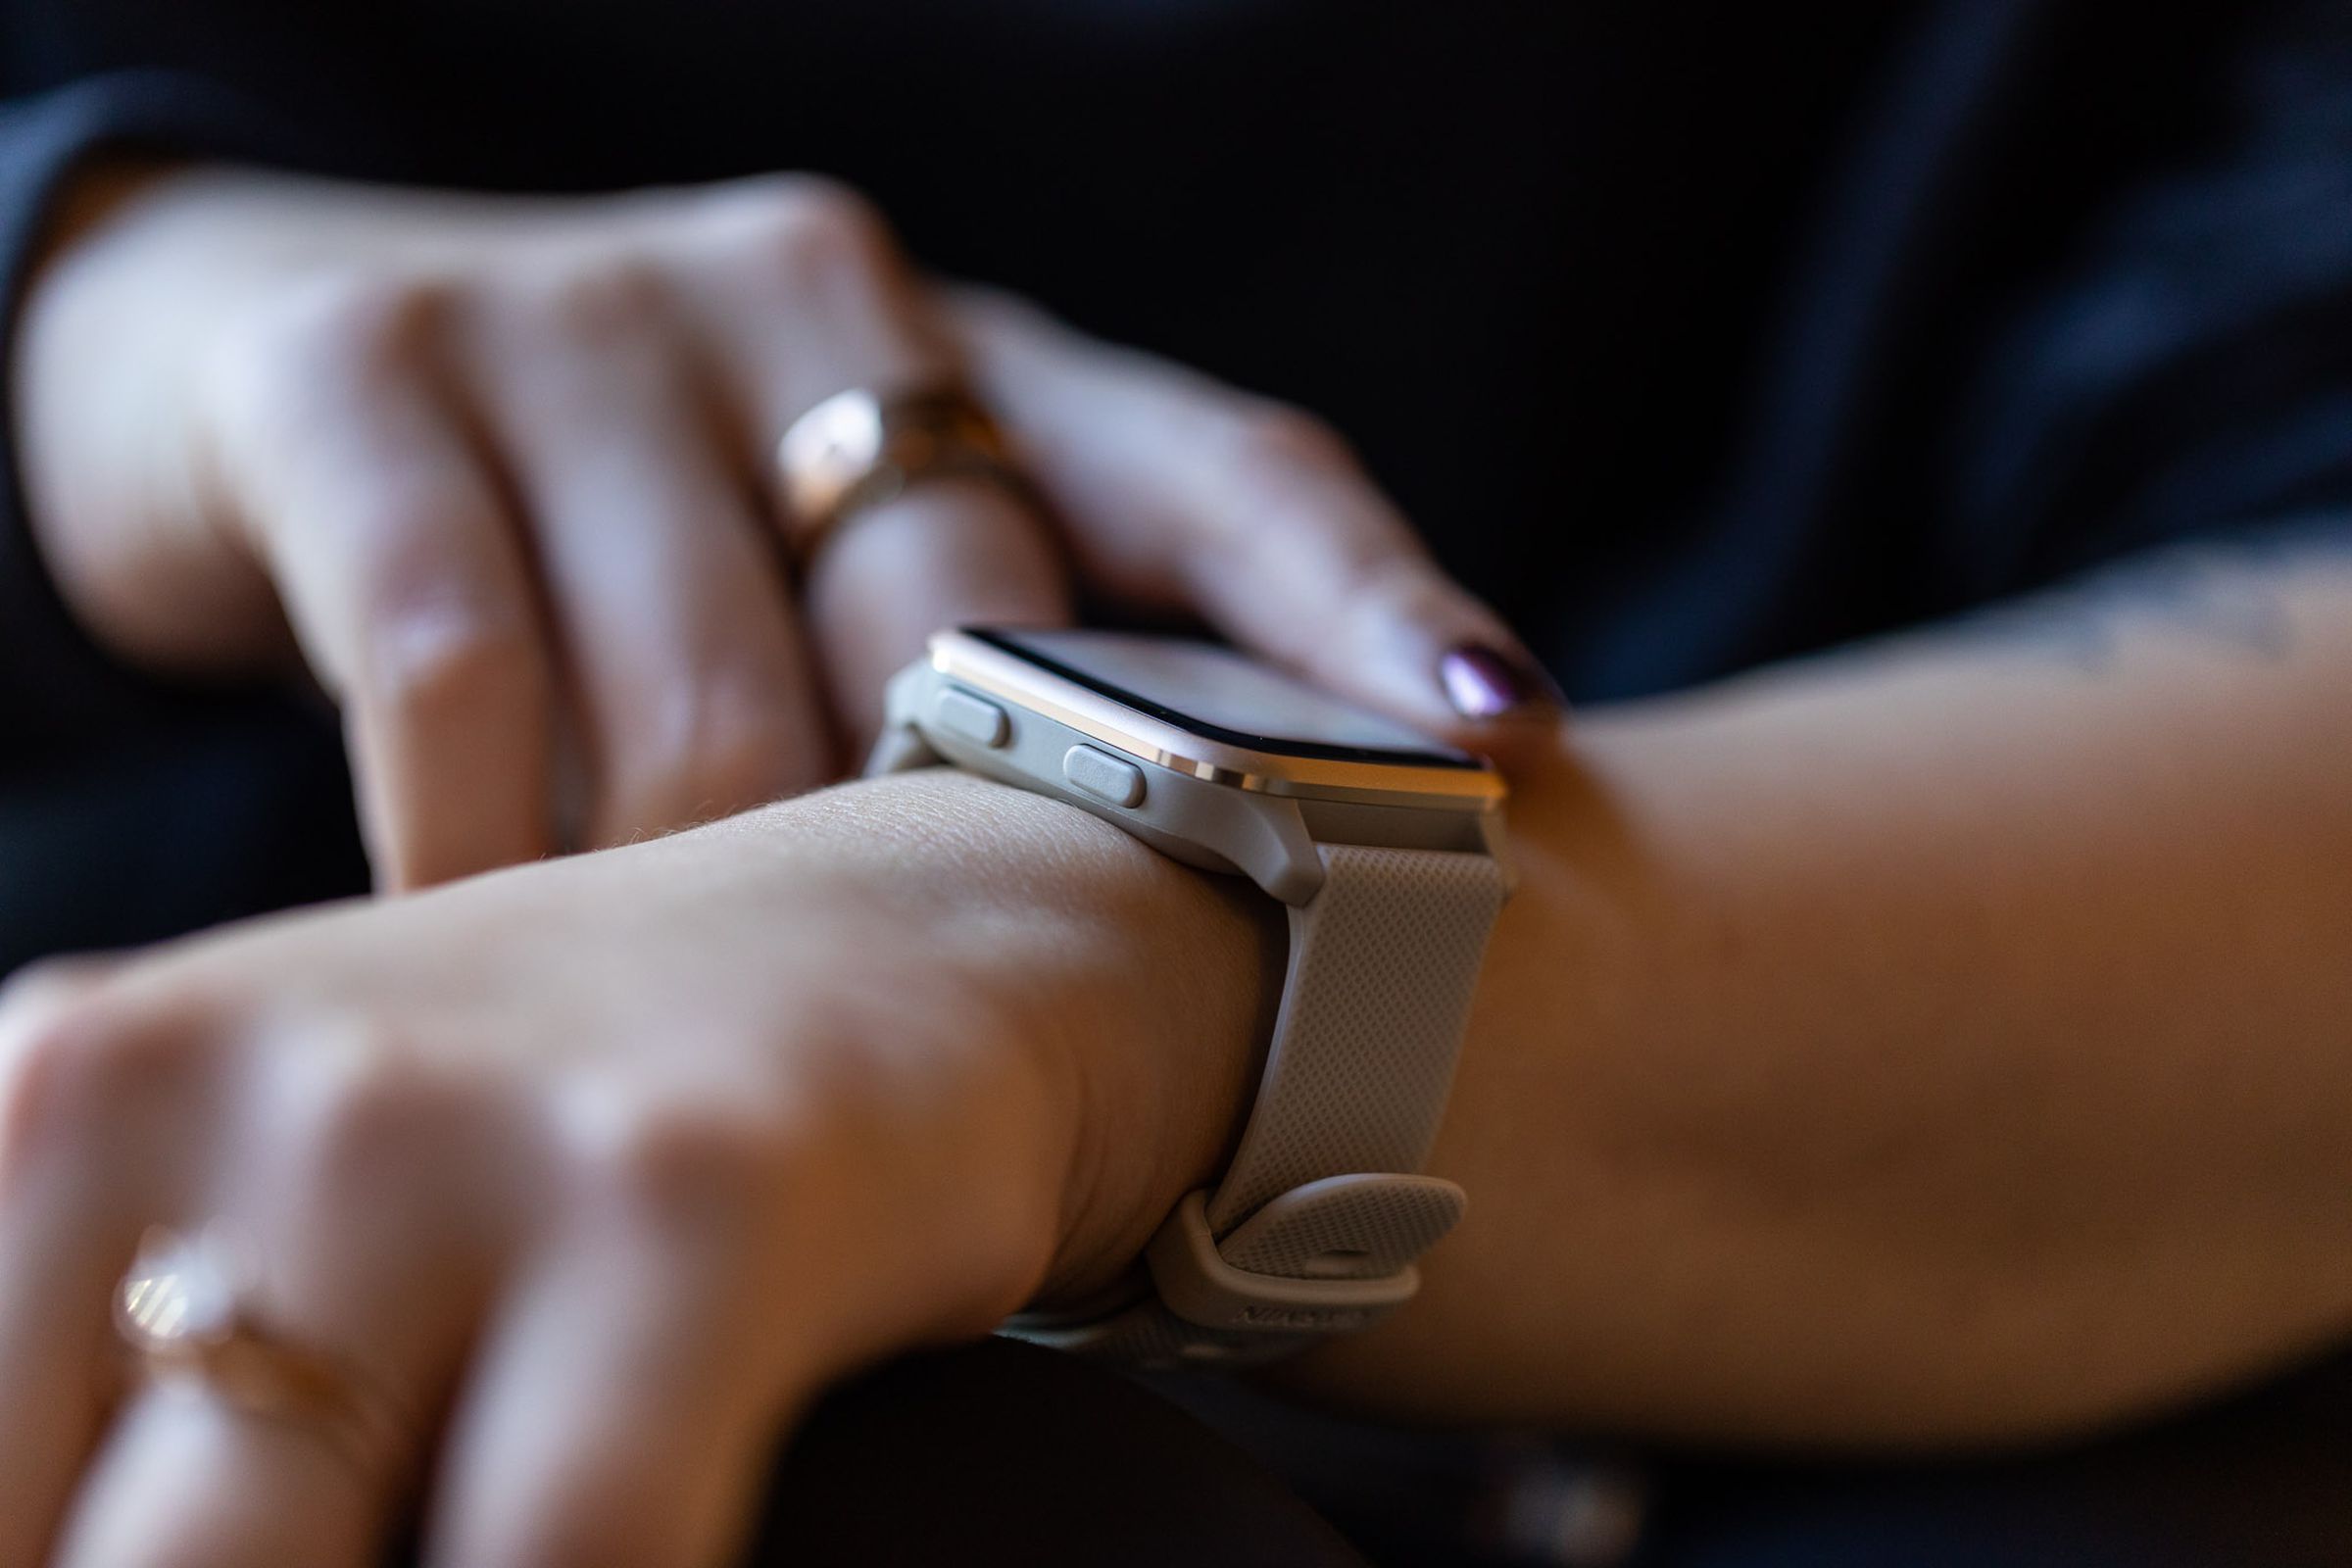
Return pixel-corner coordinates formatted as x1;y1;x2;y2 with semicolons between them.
774;383;1028;566
114;1226;416;1479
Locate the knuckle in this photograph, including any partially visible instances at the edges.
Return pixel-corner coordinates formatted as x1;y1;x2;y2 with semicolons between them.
0;978;207;1180
0;955;111;1024
1226;404;1358;484
356;595;541;728
0;973;103;1158
229;271;454;401
203;272;458;462
529;258;673;348
284;1033;481;1193
714;174;900;292
576;1099;799;1232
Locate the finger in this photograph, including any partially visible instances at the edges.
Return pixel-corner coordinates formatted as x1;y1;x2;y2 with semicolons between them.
212;278;557;890
679;178;1071;751
49;1386;404;1568
0;1242;118;1568
805;478;1072;754
952;291;1563;750
45;1033;496;1568
465;266;830;847
424;1246;786;1568
0;967;149;1566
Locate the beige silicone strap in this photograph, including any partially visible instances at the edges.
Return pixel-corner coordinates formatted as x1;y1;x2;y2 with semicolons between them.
1208;844;1505;1230
1015;843;1505;1364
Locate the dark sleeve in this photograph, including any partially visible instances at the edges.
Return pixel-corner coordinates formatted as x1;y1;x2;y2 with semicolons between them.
1942;0;2352;594
0;71;321;749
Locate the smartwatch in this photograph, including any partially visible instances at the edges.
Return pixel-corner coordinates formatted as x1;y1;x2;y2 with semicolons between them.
868;627;1510;1366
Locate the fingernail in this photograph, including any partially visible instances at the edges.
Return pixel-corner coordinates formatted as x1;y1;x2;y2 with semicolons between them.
1439;643;1560;720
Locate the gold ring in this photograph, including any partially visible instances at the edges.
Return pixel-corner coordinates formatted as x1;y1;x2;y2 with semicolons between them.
774;384;1025;564
116;1227;412;1476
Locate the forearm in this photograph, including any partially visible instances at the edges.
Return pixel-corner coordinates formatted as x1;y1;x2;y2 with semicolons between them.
1287;536;2352;1448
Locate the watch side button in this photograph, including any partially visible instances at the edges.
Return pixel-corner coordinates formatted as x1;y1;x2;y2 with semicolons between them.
931;687;1010;748
1062;744;1147;808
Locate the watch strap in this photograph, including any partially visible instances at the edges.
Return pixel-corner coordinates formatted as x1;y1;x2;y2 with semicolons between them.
1208;843;1505;1229
1015;843;1505;1364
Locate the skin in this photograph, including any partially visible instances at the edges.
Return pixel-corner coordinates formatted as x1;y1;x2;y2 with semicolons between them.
5;162;2351;1562
0;770;1284;1568
1293;534;2352;1447
0;537;2346;1567
12;163;1544;890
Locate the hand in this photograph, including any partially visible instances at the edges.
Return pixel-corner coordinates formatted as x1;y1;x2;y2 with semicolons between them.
0;769;1276;1566
16;163;1550;890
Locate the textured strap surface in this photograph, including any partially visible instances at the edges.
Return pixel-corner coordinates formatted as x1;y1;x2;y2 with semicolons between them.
1205;844;1507;1235
872;699;1508;1365
1012;843;1505;1366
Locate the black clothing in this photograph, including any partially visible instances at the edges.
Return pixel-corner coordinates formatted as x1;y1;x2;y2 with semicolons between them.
3;2;2350;1562
6;0;2352;951
745;1339;1374;1568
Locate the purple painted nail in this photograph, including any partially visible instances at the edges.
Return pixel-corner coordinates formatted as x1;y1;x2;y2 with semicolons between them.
1439;643;1555;720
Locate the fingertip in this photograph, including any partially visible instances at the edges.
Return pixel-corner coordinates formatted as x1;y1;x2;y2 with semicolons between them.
1437;641;1568;723
1295;614;1567;776
1305;582;1565;737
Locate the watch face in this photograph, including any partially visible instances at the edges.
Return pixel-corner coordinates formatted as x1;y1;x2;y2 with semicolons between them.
966;628;1482;769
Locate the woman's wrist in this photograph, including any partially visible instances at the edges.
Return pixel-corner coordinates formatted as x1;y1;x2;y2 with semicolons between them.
751;766;1281;1327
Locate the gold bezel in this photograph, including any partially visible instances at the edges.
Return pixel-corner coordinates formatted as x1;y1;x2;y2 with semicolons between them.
928;629;1503;809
